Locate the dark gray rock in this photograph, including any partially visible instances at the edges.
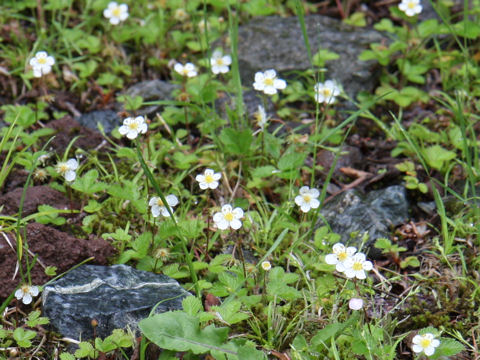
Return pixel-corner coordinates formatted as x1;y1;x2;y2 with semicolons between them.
42;264;191;340
76;110;120;135
319;185;409;258
235;15;386;100
122;79;179;117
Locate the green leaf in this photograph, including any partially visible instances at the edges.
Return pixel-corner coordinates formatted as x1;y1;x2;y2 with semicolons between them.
435;338;465;357
211;300;250;325
374;18;395;33
59;353;76;360
45;266;57;276
218;128;253;156
400;256;420;268
83;200;103;213
182;296;203;316
139;311;234;355
26;310;49;327
74;341;97;358
312;49;339;67
36;205;66;226
277;148;305;171
1;105;37;128
13;327;37;347
71;169;107;195
422;145;456;171
251;165;277;178
343;12;366;27
267;267;301;301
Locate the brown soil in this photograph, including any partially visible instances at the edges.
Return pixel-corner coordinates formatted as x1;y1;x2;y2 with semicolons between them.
0;222;116;301
46;115;105;153
0;185;71;216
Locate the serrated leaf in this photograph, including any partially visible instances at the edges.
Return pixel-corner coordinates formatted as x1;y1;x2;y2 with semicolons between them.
219;128;253;156
182;296;203;316
211;300;250;325
422;145;456;171
59;353;76;360
13;328;36;347
436;338;465;357
75;341;96;358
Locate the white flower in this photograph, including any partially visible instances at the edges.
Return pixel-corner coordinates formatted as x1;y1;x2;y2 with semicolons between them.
149;195;179;218
348;298;363;310
213;204;244;230
195;168;221;190
56;158;79;182
174;8;189;21
15;284;39;305
103;2;129;25
261;261;271;271
325;243;357;273
344;252;373;280
399;0;422;17
118;116;148;140
412;333;440;356
210;50;232;75
255;105;269;130
314;80;341;104
294;186;320;213
29;51;55;78
174;62;198;78
253;69;286;95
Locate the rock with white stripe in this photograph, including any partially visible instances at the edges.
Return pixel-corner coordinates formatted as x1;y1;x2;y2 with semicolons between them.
42;264;191;340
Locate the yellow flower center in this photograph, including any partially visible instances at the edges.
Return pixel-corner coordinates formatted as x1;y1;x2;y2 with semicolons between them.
156;199;164;206
302;195;311;203
215;58;224;66
224;212;234;221
352;262;363;271
420;338;432;348
37;57;47;65
112;7;122;17
205;174;214;183
128;122;139;130
322;88;332;97
407;2;416;9
21;285;30;294
338;252;348;261
58;163;68;174
264;78;274;86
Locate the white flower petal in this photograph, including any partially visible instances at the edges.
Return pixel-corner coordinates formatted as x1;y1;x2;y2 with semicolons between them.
309;198;320;209
230;219;242;230
216;218;229;230
300;203;311;213
22;293;33;305
325;254;338;265
166;194;179;207
151;206;160;218
232;208;244;219
15;289;23;300
65;170;76;182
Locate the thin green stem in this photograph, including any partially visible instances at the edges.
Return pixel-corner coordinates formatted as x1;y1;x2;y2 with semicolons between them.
135;140;200;298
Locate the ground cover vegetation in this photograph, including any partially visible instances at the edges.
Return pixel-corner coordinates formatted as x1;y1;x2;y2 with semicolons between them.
0;0;479;359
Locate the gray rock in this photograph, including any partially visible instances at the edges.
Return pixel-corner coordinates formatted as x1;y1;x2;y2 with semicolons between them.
122;79;179;117
319;185;409;258
42;264;191;340
76;110;120;135
235;15;386;100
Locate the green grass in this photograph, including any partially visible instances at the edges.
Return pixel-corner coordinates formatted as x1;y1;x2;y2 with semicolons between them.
0;0;479;359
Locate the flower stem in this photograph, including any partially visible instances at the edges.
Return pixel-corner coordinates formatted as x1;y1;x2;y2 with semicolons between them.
135;140;200;298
